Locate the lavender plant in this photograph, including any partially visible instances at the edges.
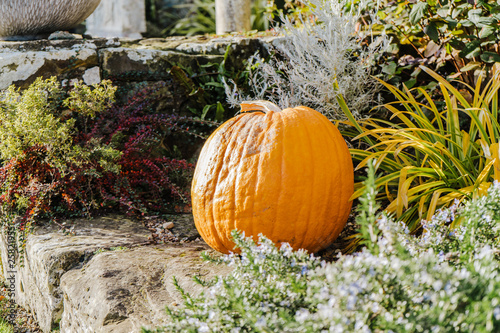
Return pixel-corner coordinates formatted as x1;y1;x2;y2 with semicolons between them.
225;0;389;120
145;165;500;333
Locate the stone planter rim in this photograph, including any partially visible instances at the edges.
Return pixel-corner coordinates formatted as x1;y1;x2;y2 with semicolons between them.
0;0;102;40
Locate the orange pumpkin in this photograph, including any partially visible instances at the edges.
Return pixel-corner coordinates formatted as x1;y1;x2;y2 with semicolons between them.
191;101;354;254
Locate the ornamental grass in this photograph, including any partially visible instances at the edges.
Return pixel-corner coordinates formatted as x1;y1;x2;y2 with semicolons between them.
339;66;500;231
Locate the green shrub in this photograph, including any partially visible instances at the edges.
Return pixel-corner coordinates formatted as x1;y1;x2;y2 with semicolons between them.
0;77;118;173
0;77;196;237
170;46;250;122
0;279;14;333
359;0;500;86
145;0;299;37
163;0;216;36
145;163;500;333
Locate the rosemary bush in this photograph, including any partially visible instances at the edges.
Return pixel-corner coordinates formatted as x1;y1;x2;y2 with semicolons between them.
146;163;500;333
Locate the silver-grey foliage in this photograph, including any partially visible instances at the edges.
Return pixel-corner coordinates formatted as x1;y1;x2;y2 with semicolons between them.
226;0;389;120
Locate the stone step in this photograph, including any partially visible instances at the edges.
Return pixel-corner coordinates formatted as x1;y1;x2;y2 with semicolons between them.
0;215;230;332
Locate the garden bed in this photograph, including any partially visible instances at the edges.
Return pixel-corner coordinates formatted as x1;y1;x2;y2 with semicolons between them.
2;0;500;331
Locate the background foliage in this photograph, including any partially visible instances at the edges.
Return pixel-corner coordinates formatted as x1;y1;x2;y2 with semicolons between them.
358;0;500;88
144;0;307;36
0;77;207;236
169;46;251;122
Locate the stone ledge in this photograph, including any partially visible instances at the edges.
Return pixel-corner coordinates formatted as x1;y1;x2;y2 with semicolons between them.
60;243;228;332
0;215;228;332
0;35;277;90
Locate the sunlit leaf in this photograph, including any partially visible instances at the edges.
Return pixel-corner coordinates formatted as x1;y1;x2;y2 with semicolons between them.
409;2;429;24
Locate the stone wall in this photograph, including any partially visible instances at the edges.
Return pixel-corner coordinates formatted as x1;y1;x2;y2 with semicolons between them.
0;35;274;90
0;35;275;332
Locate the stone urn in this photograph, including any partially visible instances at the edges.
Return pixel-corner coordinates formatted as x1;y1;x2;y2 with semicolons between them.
0;0;102;40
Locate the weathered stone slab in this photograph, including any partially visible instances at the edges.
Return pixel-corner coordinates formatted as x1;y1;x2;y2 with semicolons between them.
60;243;229;332
0;39;115;89
99;36;275;78
133;36;211;51
0;214;229;332
0;215;150;332
0;36;276;90
99;47;181;74
0;38;119;52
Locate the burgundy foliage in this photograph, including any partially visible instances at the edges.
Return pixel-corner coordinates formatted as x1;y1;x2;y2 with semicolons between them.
0;81;207;225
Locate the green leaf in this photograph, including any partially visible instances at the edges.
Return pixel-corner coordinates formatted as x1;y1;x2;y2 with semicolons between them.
436;6;450;17
386;44;400;54
451;29;465;36
480;52;500;63
448;38;466;50
445;43;453;55
459;40;481;59
215;102;225;122
204;82;225;88
188;87;204;97
481;40;496;47
200;105;211;120
479;25;496;39
478;17;497;27
477;0;493;10
170;66;195;91
468;9;484;24
410;2;429;24
411;67;422;77
452;8;463;19
404;79;417;89
460;62;482;72
429;17;448;24
459;19;474;27
424;21;440;43
478;16;498;28
382;62;398;76
444;18;458;29
468;9;496;27
463;34;479;40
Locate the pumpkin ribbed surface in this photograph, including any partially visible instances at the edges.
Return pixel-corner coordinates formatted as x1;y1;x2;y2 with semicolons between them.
191;101;354;254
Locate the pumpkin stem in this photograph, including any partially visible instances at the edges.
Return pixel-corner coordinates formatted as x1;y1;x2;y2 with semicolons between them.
240;100;282;114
